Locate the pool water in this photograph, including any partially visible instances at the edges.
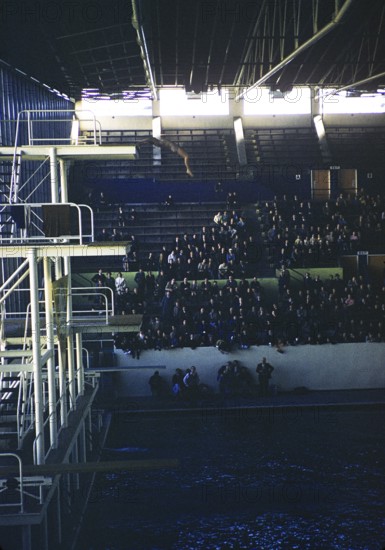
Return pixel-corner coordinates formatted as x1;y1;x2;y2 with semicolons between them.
77;406;385;550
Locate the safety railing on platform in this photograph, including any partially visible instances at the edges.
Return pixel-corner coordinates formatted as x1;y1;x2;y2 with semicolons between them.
1;286;114;327
0;202;94;244
0;453;24;513
18;303;37;448
33;382;68;467
0;298;58;450
15;156;50;203
32;374;99;466
0;295;34;449
8;109;102;203
15;109;102;147
55;286;115;326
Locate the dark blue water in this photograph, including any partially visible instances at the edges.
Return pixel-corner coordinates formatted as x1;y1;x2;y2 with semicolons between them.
78;406;385;550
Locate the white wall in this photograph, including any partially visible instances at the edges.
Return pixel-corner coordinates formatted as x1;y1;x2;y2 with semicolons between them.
112;343;385;397
77;95;385;134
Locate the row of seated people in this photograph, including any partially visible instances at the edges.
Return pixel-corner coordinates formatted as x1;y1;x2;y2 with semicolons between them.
97;190;384;283
106;268;385;356
258;190;385;268
97;203;252;275
121;214;261;277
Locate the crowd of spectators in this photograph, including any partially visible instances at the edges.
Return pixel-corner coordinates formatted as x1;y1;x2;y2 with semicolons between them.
90;189;385;357
110;267;385;356
259;191;385;268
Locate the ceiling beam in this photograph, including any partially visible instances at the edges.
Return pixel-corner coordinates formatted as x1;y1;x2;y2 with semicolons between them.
131;0;158;100
317;70;385;100
236;0;354;100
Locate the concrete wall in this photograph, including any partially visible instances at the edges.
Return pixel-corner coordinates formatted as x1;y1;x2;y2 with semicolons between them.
77;97;385;133
112;343;385;397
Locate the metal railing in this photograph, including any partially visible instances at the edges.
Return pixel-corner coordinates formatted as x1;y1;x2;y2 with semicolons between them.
55;286;115;325
8;109;102;202
0;202;94;244
32;375;99;465
0;453;24;512
15;109;102;147
1;286;114;325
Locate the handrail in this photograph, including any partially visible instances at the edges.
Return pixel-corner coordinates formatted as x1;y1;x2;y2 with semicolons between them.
0;303;5;344
0;453;24;512
82;347;90;369
0;289;46;305
16;302;33;446
33;378;73;464
79;204;94;242
17;156;50;195
23;171;51;201
30;209;44;224
16;109;102;146
0;202;94;244
10;121;21;203
23;302;32;344
73;115;103;145
16;369;25;446
71;286;115;316
0;259;43;308
10;109;102;200
56;290;113;324
0;258;29;296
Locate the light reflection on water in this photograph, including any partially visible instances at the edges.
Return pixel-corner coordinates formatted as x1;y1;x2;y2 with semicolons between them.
78;407;385;550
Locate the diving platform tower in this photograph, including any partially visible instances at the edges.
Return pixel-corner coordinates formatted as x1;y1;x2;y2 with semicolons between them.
0;109;142;549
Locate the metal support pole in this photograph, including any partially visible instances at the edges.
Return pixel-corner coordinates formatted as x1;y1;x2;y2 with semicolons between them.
42;514;49;550
59;159;68;203
43;257;57;449
57;485;62;545
67;334;76;411
28;248;45;465
74;439;80;490
80;422;87;462
50;148;63;280
57;337;68;427
76;332;84;396
64;257;76;410
22;525;32;550
64;473;71;511
88;411;93;452
54;257;63;280
49;147;59;203
27;111;32;145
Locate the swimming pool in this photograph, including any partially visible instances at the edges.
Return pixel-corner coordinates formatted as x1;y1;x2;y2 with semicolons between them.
77;405;385;549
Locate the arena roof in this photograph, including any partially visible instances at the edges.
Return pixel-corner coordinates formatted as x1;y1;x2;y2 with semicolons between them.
1;0;385;100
